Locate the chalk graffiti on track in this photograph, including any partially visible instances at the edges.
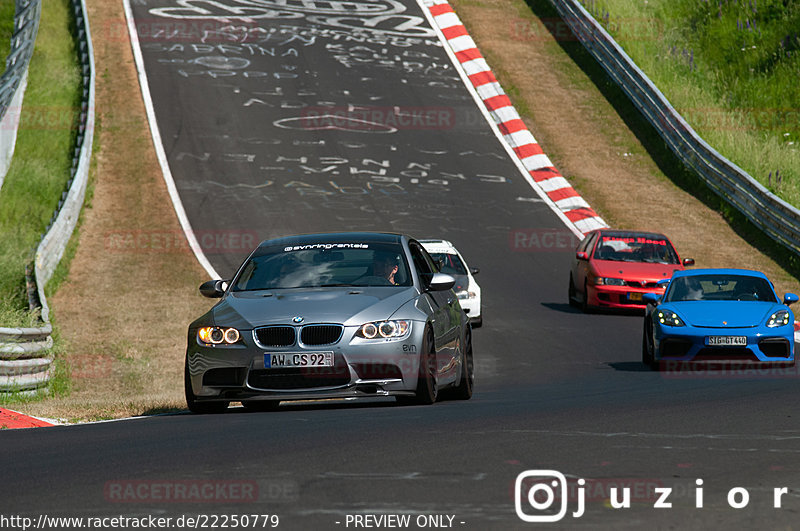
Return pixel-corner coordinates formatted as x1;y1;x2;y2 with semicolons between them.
150;0;437;37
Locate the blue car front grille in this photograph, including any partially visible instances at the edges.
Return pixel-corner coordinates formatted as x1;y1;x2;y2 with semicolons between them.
758;338;791;358
660;339;692;358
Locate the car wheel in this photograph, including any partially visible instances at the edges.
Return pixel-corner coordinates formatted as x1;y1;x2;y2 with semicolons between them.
242;400;280;412
450;334;474;400
641;320;658;370
185;357;229;414
470;315;482;328
568;274;579;308
411;327;438;405
581;280;591;313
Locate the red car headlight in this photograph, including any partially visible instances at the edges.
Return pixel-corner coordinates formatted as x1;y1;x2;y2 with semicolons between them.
595;277;625;286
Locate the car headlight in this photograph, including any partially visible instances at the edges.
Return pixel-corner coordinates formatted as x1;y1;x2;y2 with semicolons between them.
656;309;685;327
595;277;625;286
198;326;241;345
766;310;790;328
356;320;411;340
457;290;477;300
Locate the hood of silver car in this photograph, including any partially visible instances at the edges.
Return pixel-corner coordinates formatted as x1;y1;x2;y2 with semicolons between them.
212;287;420;328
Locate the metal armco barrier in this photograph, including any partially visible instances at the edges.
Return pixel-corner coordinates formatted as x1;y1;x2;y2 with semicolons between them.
0;0;95;394
0;0;40;192
549;0;800;257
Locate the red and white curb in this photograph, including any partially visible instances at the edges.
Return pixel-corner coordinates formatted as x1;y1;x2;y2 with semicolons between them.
0;407;55;429
422;0;606;236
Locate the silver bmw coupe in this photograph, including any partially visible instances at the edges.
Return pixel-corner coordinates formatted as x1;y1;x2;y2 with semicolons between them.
185;232;474;413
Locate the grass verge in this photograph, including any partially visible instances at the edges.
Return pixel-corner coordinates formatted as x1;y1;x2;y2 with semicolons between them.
519;0;800;280
0;1;14;71
578;0;799;207
0;0;80;322
0;0;81;403
7;0;211;421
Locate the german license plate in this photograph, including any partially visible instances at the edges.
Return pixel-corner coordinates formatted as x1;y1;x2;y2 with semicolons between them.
706;336;747;346
629;292;643;301
264;352;334;368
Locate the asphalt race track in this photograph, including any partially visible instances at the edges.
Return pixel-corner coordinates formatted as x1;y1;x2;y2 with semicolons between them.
2;0;800;528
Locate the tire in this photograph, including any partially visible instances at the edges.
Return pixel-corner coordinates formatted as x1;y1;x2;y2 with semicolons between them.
470;315;482;328
451;334;474;400
409;328;438;405
242;400;280;412
185;357;229;414
641;320;658;371
568;274;579;308
581;280;590;313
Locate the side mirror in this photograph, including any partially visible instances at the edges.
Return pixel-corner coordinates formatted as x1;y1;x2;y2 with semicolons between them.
784;293;798;306
428;273;456;292
576;251;589;261
470;267;480;275
642;292;660;305
683;258;695;267
199;279;228;298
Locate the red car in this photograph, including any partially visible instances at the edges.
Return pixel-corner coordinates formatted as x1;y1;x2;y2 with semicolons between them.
568;229;694;311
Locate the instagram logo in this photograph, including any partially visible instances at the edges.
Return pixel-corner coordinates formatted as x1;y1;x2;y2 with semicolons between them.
515;470;584;522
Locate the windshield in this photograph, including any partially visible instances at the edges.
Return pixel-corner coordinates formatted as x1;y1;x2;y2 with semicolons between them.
664;274;778;303
232;242;412;290
593;234;679;264
429;252;467;276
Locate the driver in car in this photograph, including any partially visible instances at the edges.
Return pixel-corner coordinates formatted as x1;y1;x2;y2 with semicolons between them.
374;253;399;285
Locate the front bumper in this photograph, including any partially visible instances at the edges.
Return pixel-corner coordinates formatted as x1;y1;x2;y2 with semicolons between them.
653;325;795;363
187;322;426;402
588;284;664;309
458;297;480;319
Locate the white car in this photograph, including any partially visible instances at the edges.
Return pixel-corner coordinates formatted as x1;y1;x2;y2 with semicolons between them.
420;239;482;327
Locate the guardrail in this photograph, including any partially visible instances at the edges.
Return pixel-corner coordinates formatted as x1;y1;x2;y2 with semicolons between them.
0;0;40;192
0;0;95;395
549;0;800;257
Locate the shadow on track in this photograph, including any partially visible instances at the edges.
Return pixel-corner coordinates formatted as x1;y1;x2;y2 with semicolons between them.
607;361;651;372
541;301;644;317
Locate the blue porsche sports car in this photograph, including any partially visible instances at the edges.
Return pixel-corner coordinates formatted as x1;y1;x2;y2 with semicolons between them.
642;269;798;369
